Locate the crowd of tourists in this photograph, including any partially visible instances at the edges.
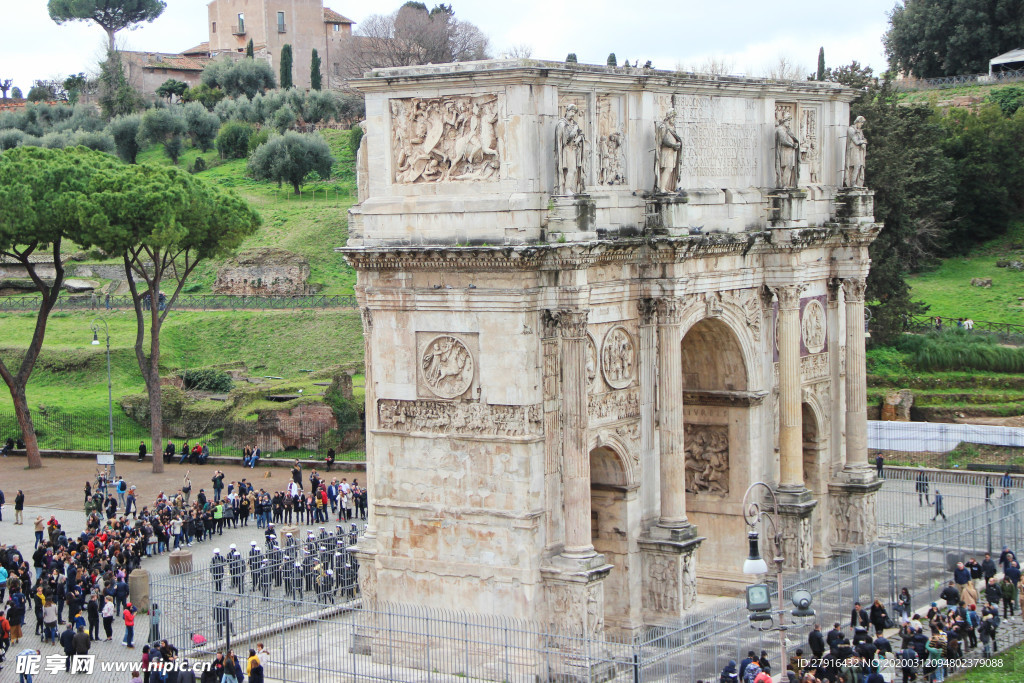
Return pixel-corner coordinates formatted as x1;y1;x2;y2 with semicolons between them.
717;548;1022;683
0;457;368;682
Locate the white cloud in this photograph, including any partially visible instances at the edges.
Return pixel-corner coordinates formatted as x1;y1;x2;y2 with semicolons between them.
1;0;894;94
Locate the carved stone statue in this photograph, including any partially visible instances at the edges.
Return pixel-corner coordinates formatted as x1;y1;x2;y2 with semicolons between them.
356;121;369;203
653;109;682;193
554;104;586;195
844;115;867;187
774;111;800;188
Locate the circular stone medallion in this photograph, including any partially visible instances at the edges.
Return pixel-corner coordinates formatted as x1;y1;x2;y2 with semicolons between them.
421;335;474;398
801;299;826;354
601;326;636;389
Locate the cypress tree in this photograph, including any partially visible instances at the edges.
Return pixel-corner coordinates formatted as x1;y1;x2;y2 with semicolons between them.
310;49;322;90
607;53;617;67
816;47;825;81
566;53;577;64
246;39;254;59
280;44;293;89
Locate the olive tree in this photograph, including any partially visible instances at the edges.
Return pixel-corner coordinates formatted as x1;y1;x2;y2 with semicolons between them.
248;132;333;194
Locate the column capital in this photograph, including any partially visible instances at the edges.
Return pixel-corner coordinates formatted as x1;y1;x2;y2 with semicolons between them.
655;296;686;325
555;309;589;339
772;284;806;310
827;277;843;301
637;298;658;325
841;277;867;303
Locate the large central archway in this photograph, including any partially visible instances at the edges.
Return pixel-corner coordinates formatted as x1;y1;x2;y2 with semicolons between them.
679;315;763;595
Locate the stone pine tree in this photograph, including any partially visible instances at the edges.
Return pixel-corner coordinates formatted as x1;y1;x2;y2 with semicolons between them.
47;0;167;52
246;38;254;59
280;43;293;89
311;49;322;90
77;164;260;474
0;147;122;469
817;47;825;81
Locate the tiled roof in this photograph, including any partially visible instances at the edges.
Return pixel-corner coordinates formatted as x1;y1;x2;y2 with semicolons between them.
125;51;209;72
181;41;210;56
324;8;354;24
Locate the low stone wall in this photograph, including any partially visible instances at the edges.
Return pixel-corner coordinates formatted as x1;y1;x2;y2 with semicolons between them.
5;448;366;472
213;247;311;296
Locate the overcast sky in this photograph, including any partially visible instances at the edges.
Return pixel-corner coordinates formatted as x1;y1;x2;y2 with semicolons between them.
2;0;898;92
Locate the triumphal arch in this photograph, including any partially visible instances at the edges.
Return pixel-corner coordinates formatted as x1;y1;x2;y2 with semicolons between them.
343;60;881;636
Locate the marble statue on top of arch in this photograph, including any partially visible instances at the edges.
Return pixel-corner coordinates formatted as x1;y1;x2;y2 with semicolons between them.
844;115;867;188
774;110;800;188
554;103;586;195
653;109;682;193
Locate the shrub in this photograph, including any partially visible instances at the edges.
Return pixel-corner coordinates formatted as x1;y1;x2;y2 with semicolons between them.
68;130;115;154
183;101;220;151
192;156;207;173
108;114;143;163
179;369;234;393
248;127;269;153
202;57;276;99
0;128;34;151
907;330;1024;373
271;104;296;133
215;121;254;159
247;131;334;194
138;108;187;163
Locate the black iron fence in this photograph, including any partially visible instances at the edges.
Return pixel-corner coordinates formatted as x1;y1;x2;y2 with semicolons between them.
0;408;343;459
0;293;358;312
904;313;1024;338
895;67;1024;91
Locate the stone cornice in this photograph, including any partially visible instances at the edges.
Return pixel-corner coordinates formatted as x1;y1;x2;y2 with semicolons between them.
351;59;861;103
340;226;880;272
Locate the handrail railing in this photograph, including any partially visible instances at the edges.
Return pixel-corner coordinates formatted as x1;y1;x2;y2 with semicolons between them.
0;293;358;311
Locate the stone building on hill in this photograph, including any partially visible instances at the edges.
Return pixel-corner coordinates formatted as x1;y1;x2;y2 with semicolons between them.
125;0;354;98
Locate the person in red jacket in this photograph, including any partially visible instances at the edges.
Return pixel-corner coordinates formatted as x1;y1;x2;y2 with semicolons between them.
122;603;136;649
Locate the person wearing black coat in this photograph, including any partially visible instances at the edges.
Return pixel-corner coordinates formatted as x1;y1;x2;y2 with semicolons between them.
137;441;147;463
720;660;739;683
809;623;826;658
869;599;889;636
985;579;1003;606
982;553;998;581
59;623;75;670
851;602;870;630
827;623;845;650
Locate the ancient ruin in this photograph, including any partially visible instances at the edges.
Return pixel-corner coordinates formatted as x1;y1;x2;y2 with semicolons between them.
342;59;881;638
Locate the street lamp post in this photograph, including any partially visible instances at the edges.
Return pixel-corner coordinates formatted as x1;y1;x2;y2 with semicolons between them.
742;481;789;674
91;317;115;479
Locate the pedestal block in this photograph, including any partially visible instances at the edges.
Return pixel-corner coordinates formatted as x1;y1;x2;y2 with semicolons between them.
638;528;704;625
128;568;150;612
769;189;809;228
541;555;615;682
836;188;875;225
776;488;817;571
643;193;690;235
548;195;598;241
828;479;882;551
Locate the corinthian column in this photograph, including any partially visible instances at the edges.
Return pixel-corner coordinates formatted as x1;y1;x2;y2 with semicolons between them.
776;285;805;490
657;297;689;529
559;309;594;557
842;278;870;474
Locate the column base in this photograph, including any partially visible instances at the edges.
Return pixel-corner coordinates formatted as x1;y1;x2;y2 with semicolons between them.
828;478;882;551
638;528;704;622
840;463;878;486
775;487;817;572
541;557;613;636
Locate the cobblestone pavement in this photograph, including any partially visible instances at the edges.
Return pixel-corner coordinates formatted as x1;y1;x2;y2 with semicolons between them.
0;455;365;682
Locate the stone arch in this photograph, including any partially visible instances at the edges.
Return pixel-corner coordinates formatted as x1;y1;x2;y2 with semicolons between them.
588;432;639;489
801;392;830;561
677;301;761;390
679;317;749;391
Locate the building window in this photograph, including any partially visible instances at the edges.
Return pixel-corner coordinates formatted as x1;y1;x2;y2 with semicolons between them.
237;13;245;33
277;11;285;33
333;24;339;32
333;63;340;75
212;22;216;33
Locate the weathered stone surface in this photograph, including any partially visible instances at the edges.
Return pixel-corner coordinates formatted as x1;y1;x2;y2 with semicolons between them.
881;389;914;422
213;247;310;295
343;59;880;639
63;278;101;293
971;277;993;288
253;402;337;451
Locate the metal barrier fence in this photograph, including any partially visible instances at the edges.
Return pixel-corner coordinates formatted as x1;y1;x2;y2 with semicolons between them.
0;408;340;458
0;293;358;311
895;67;1024;91
905;313;1024;338
142;480;1024;683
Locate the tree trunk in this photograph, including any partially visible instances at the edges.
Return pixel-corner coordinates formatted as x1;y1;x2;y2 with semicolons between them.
12;388;41;469
149;303;164;474
106;28;116;53
292;181;301;195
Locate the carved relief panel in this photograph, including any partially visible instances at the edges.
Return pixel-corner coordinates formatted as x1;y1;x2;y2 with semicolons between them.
684;424;729;495
601;326;636;389
416;332;479;400
800;106;821;183
390;94;502;184
801;299;827;354
558;93;591;186
596;95;625;185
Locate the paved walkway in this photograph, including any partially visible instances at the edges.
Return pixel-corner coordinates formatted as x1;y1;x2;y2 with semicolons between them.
0;456;365;682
